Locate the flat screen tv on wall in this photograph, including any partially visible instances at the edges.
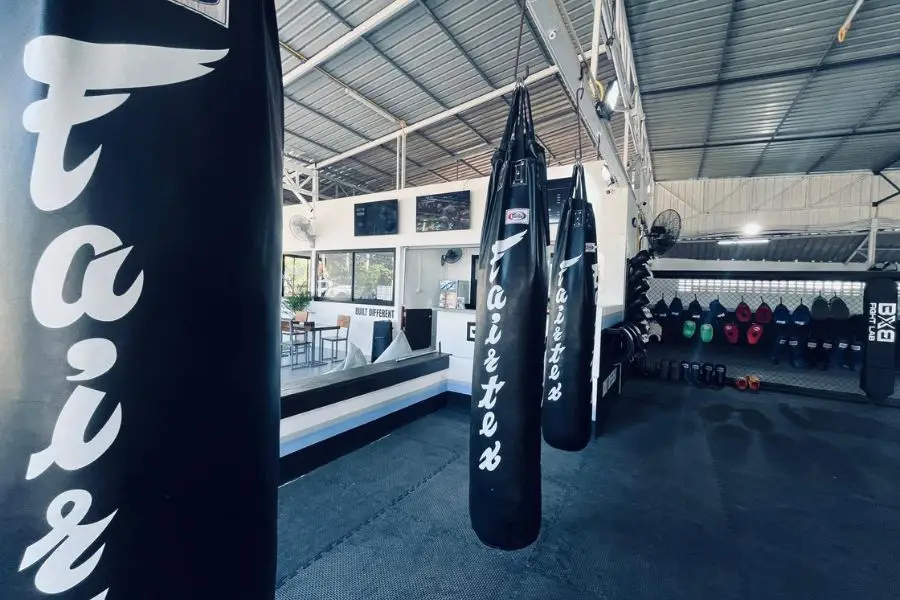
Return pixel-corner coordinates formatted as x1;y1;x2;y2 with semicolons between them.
546;177;573;224
354;199;399;236
415;191;471;232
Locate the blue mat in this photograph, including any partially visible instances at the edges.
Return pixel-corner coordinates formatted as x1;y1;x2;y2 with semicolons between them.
276;384;900;599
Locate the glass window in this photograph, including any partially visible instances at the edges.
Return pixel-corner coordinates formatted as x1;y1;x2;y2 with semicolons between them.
316;252;353;302
352;251;395;304
282;255;310;297
315;249;395;305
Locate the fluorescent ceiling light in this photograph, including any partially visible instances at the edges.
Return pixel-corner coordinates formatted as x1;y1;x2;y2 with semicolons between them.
717;238;770;246
344;88;398;124
742;223;763;236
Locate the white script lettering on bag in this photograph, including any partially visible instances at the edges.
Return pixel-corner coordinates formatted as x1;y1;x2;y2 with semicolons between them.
546;255;582;402
477;231;527;471
19;35;227;599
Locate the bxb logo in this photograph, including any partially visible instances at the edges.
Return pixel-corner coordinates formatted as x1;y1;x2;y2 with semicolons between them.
168;0;230;28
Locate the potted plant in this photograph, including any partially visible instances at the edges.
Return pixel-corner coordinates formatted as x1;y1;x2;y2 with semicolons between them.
284;291;312;322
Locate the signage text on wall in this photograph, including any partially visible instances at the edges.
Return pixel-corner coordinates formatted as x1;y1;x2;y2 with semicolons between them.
355;306;395;319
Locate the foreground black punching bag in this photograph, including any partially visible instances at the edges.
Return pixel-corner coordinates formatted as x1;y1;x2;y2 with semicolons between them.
0;3;282;599
861;278;898;401
542;163;598;451
470;83;550;550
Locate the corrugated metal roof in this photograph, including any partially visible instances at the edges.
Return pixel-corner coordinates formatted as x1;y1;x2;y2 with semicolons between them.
276;0;900;197
627;0;900;180
626;0;734;91
277;0;616;196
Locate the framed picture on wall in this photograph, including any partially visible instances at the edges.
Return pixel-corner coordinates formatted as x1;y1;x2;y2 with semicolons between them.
354;199;399;236
415;191;471;232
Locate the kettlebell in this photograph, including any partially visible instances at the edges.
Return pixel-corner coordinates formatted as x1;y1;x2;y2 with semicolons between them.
714;364;726;388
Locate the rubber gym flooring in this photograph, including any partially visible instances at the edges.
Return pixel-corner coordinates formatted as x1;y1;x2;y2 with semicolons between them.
276;382;900;599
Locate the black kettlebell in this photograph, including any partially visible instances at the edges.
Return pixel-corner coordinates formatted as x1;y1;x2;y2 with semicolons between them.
714;364;727;388
679;360;691;383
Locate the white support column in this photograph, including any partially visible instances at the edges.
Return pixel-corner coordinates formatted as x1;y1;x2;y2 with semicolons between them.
400;129;407;189
395;139;401;190
868;204;879;266
312;168;320;207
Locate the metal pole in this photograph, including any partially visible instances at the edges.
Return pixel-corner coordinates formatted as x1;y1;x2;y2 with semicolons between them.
400;129;407;189
867;203;879;266
622;116;630;168
395;139;401;190
312;168;320;207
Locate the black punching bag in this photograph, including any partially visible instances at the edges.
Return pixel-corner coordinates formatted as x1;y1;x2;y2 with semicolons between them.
861;278;898;401
542;163;597;451
470;83;550;550
0;3;282;599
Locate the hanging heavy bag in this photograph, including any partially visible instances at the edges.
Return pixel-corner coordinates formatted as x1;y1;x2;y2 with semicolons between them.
470;83;550;551
0;4;282;600
860;278;898;401
542;163;596;452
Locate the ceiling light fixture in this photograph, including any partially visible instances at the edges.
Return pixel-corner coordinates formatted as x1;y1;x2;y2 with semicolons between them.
717;238;770;246
742;223;763;236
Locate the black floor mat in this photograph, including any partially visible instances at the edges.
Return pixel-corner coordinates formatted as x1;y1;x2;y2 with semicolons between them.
276;384;900;600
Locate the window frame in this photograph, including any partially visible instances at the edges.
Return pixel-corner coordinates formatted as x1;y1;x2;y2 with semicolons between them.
314;248;396;306
281;254;311;297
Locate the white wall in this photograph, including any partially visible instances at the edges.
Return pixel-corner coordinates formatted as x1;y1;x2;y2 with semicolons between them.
654;170;900;237
403;247;476;309
286;160;632;356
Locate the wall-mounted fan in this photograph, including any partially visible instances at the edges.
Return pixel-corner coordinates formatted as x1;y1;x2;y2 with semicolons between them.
647;209;681;256
289;213;316;247
441;248;462;266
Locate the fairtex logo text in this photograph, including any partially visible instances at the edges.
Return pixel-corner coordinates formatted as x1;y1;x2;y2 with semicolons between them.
18;35;226;600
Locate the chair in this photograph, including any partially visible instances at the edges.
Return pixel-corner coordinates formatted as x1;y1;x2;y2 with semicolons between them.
321;315;351;362
282;319;311;369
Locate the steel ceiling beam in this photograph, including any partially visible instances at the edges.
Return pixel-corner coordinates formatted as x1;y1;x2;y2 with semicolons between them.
310;64;562;169
526;0;629;185
313;0;493;172
284;155;374;195
418;0;560;165
696;0;738;179
280;38;464;182
806;82;900;173
284;95;451;183
642;51;900;97
653;126;900;152
282;0;416;87
285;128;396;185
748;36;842;177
